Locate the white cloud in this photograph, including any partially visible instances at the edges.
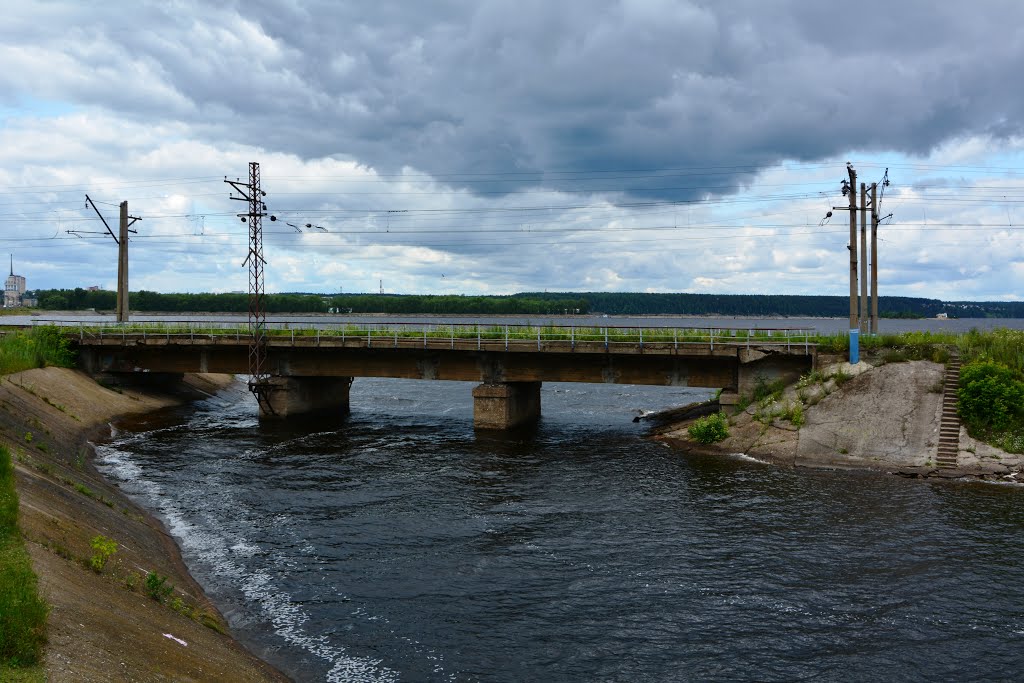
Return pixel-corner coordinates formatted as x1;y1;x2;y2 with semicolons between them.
0;2;1021;302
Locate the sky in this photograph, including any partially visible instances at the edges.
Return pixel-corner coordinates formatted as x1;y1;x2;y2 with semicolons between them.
1;0;1023;301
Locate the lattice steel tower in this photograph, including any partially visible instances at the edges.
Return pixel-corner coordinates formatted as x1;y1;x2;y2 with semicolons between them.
226;162;272;411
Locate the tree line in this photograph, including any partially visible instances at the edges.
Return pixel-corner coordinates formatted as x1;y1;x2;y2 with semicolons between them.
30;288;1024;318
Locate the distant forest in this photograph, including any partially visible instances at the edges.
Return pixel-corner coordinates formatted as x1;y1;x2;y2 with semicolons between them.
31;288;1024;318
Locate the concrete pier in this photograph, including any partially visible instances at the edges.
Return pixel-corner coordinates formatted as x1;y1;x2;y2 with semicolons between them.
472;381;541;430
259;376;352;419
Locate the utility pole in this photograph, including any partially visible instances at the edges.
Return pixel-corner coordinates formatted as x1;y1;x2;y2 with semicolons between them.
82;195;140;323
118;201;129;322
870;182;879;334
847;164;858;331
859;182;868;334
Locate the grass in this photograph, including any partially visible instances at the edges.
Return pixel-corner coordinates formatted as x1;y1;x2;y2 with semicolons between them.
815;330;958;362
781;402;805;427
0;326;75;376
0;446;48;671
752;376;786;403
958;328;1024;375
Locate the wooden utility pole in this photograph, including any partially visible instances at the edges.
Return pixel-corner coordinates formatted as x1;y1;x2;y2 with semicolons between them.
117;201;129;322
847;165;858;330
859;182;868;334
870;182;879;334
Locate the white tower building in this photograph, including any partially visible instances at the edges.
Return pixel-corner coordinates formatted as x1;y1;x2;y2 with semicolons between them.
4;255;26;308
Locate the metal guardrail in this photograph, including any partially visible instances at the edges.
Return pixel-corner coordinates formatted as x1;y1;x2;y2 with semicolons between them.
36;319;817;353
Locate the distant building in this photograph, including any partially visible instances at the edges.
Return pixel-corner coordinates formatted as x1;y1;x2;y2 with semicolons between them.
4;255;26;308
21;290;38;308
936;312;948;320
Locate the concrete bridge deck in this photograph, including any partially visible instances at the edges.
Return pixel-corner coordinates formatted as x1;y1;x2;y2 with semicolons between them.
51;320;818;428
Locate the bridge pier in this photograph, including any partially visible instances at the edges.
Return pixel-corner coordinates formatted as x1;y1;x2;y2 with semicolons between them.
259;376;352;419
472;381;541;430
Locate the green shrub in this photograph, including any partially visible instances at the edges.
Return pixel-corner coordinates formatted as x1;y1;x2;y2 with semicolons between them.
958;361;1024;433
688;412;730;444
28;326;75;368
88;535;118;573
144;572;174;603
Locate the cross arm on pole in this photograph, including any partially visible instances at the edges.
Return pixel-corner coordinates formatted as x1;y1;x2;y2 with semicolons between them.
84;194;119;245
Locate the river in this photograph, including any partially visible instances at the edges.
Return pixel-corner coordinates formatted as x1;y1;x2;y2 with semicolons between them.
94;373;1024;682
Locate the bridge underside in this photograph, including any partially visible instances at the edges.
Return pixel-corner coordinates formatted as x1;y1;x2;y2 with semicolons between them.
79;343;812;429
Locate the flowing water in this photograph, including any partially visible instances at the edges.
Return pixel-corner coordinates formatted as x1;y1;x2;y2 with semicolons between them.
95;378;1024;682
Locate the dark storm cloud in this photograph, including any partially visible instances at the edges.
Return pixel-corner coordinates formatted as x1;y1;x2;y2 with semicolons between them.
6;0;1024;200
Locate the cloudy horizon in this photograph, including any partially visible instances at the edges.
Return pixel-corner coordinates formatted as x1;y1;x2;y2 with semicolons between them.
1;1;1022;301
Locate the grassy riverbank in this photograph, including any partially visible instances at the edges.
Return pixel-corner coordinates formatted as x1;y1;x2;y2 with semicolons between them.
0;325;289;682
0;327;76;680
0;446;47;681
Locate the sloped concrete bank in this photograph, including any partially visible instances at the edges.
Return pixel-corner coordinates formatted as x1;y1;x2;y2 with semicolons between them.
657;360;1023;482
0;367;288;682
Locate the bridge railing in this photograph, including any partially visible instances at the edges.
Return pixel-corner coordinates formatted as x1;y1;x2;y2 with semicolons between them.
38;319;817;352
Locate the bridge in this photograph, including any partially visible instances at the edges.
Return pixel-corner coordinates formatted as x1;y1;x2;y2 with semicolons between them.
56;320;818;429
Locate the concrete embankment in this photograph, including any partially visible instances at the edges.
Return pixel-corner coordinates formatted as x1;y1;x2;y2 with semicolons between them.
0;367;288;682
657;360;1023;481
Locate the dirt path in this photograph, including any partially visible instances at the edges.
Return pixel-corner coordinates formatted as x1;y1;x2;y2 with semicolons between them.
0;368;287;682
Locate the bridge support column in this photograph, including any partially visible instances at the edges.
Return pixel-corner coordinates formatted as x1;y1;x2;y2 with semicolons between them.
259;376;352;419
472;381;541;430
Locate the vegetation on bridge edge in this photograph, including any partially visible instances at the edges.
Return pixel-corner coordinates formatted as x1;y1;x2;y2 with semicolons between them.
67;321;816;347
0;445;49;674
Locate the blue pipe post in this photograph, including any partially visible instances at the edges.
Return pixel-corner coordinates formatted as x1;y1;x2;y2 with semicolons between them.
849;328;859;364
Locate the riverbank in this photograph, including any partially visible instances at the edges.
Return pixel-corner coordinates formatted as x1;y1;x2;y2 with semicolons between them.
0;367;288;682
656;358;1022;480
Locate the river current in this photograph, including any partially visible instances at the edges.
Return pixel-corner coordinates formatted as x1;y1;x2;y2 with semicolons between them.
95;377;1024;682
